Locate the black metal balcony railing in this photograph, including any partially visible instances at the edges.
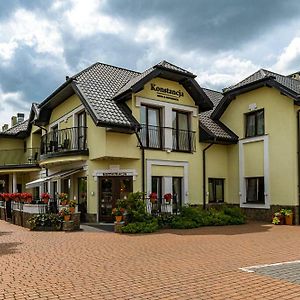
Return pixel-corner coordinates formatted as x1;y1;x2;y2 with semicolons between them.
172;128;196;152
0;148;40;166
139;125;164;149
40;127;88;156
139;125;196;152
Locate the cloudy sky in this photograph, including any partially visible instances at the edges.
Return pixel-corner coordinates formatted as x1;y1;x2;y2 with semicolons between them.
1;0;300;127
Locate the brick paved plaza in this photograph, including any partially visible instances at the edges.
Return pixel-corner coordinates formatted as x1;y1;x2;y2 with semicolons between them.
1;221;300;300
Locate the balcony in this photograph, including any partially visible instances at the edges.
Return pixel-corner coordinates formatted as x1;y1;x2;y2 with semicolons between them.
40;127;88;159
0;148;40;168
139;125;196;152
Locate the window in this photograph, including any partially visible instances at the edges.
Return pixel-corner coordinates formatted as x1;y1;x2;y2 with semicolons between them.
208;178;224;203
172;110;192;151
246;177;264;204
151;176;162;202
245;109;264;137
140;105;162;148
172;177;182;209
77;111;87;150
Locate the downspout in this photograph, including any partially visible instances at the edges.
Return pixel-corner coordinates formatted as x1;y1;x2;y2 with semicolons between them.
135;129;145;199
202;142;214;209
297;111;300;224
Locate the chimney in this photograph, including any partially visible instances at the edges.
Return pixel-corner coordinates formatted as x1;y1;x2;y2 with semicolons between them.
2;124;8;132
17;113;25;124
288;71;300;81
11;116;17;127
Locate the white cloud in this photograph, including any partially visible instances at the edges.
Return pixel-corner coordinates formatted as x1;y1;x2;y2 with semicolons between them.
0;88;29;128
272;36;300;74
0;8;63;61
64;0;124;37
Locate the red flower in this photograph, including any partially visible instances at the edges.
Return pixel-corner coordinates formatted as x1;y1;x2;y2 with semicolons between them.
149;192;158;199
164;193;172;201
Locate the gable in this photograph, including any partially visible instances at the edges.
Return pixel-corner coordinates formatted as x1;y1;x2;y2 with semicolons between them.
135;77;197;108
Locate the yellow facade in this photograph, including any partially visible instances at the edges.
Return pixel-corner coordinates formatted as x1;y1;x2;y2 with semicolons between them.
1;62;300;223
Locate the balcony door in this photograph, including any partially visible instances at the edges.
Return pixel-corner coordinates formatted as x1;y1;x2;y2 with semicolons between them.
99;176;133;222
172;111;191;151
77;111;86;150
140;105;162;149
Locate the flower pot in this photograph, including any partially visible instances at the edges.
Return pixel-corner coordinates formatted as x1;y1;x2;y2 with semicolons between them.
69;207;75;214
64;215;71;222
42;198;49;204
115;215;122;223
150;198;157;204
285;214;293;225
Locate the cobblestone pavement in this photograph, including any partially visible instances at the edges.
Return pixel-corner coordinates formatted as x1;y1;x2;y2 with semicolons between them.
1;221;300;300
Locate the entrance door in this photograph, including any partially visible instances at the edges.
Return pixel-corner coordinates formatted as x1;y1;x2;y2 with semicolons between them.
99;176;133;222
78;177;87;222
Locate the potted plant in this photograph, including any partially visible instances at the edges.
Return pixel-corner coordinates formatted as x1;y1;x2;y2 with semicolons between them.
164;193;172;204
58;193;68;205
68;200;76;214
149;192;158;204
41;192;51;204
272;211;284;225
59;207;71;222
2;193;11;201
21;192;32;204
11;193;21;202
112;207;125;222
282;209;293;225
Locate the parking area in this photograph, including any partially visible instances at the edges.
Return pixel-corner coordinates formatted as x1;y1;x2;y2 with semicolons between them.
1;221;300;300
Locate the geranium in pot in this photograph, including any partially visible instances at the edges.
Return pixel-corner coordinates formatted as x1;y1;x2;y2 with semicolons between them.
21;192;32;204
149;192;158;204
58;193;68;205
112;207;125;222
68;200;76;214
164;193;172;204
41;192;51;204
59;207;71;222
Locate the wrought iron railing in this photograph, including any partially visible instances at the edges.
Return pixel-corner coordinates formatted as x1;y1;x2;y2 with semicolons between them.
138;125;196;152
172;128;196;152
40;127;88;156
145;197;182;216
139;125;164;149
0;148;40;166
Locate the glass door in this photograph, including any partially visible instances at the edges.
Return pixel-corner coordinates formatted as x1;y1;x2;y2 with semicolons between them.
78;177;87;222
99;176;133;222
172;177;182;212
77;111;86;150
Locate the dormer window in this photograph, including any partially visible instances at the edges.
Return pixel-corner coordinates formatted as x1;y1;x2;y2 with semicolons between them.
245;109;264;138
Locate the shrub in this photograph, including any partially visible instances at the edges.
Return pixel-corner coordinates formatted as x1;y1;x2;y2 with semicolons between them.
170;217;198;229
121;219;159;233
28;214;62;230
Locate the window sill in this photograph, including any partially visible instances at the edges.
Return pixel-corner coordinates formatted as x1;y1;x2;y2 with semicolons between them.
240;202;270;209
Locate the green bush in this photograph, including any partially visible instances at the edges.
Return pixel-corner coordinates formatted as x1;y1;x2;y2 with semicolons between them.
169;205;246;229
27;213;62;230
121;220;159;233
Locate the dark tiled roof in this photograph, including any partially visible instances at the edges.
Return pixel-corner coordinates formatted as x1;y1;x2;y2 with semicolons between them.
200;88;238;142
73;63;140;128
113;60;195;99
223;69;300;95
156;60;195;76
3;120;29;135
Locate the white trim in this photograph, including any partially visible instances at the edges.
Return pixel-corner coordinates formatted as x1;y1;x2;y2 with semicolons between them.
146;159;189;204
49;104;85;129
136;96;198;116
239;135;270;209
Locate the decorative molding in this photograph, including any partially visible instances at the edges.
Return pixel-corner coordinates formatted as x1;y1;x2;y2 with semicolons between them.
239;135;270;209
146;159;189;204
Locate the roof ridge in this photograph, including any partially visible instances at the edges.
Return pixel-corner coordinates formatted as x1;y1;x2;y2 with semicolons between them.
202;87;223;94
73;62;140;80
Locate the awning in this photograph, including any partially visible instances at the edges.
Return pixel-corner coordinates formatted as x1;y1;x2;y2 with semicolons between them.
25;178;47;189
25;168;83;189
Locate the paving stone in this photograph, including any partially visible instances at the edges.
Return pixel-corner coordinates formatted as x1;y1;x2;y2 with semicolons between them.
1;221;300;299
